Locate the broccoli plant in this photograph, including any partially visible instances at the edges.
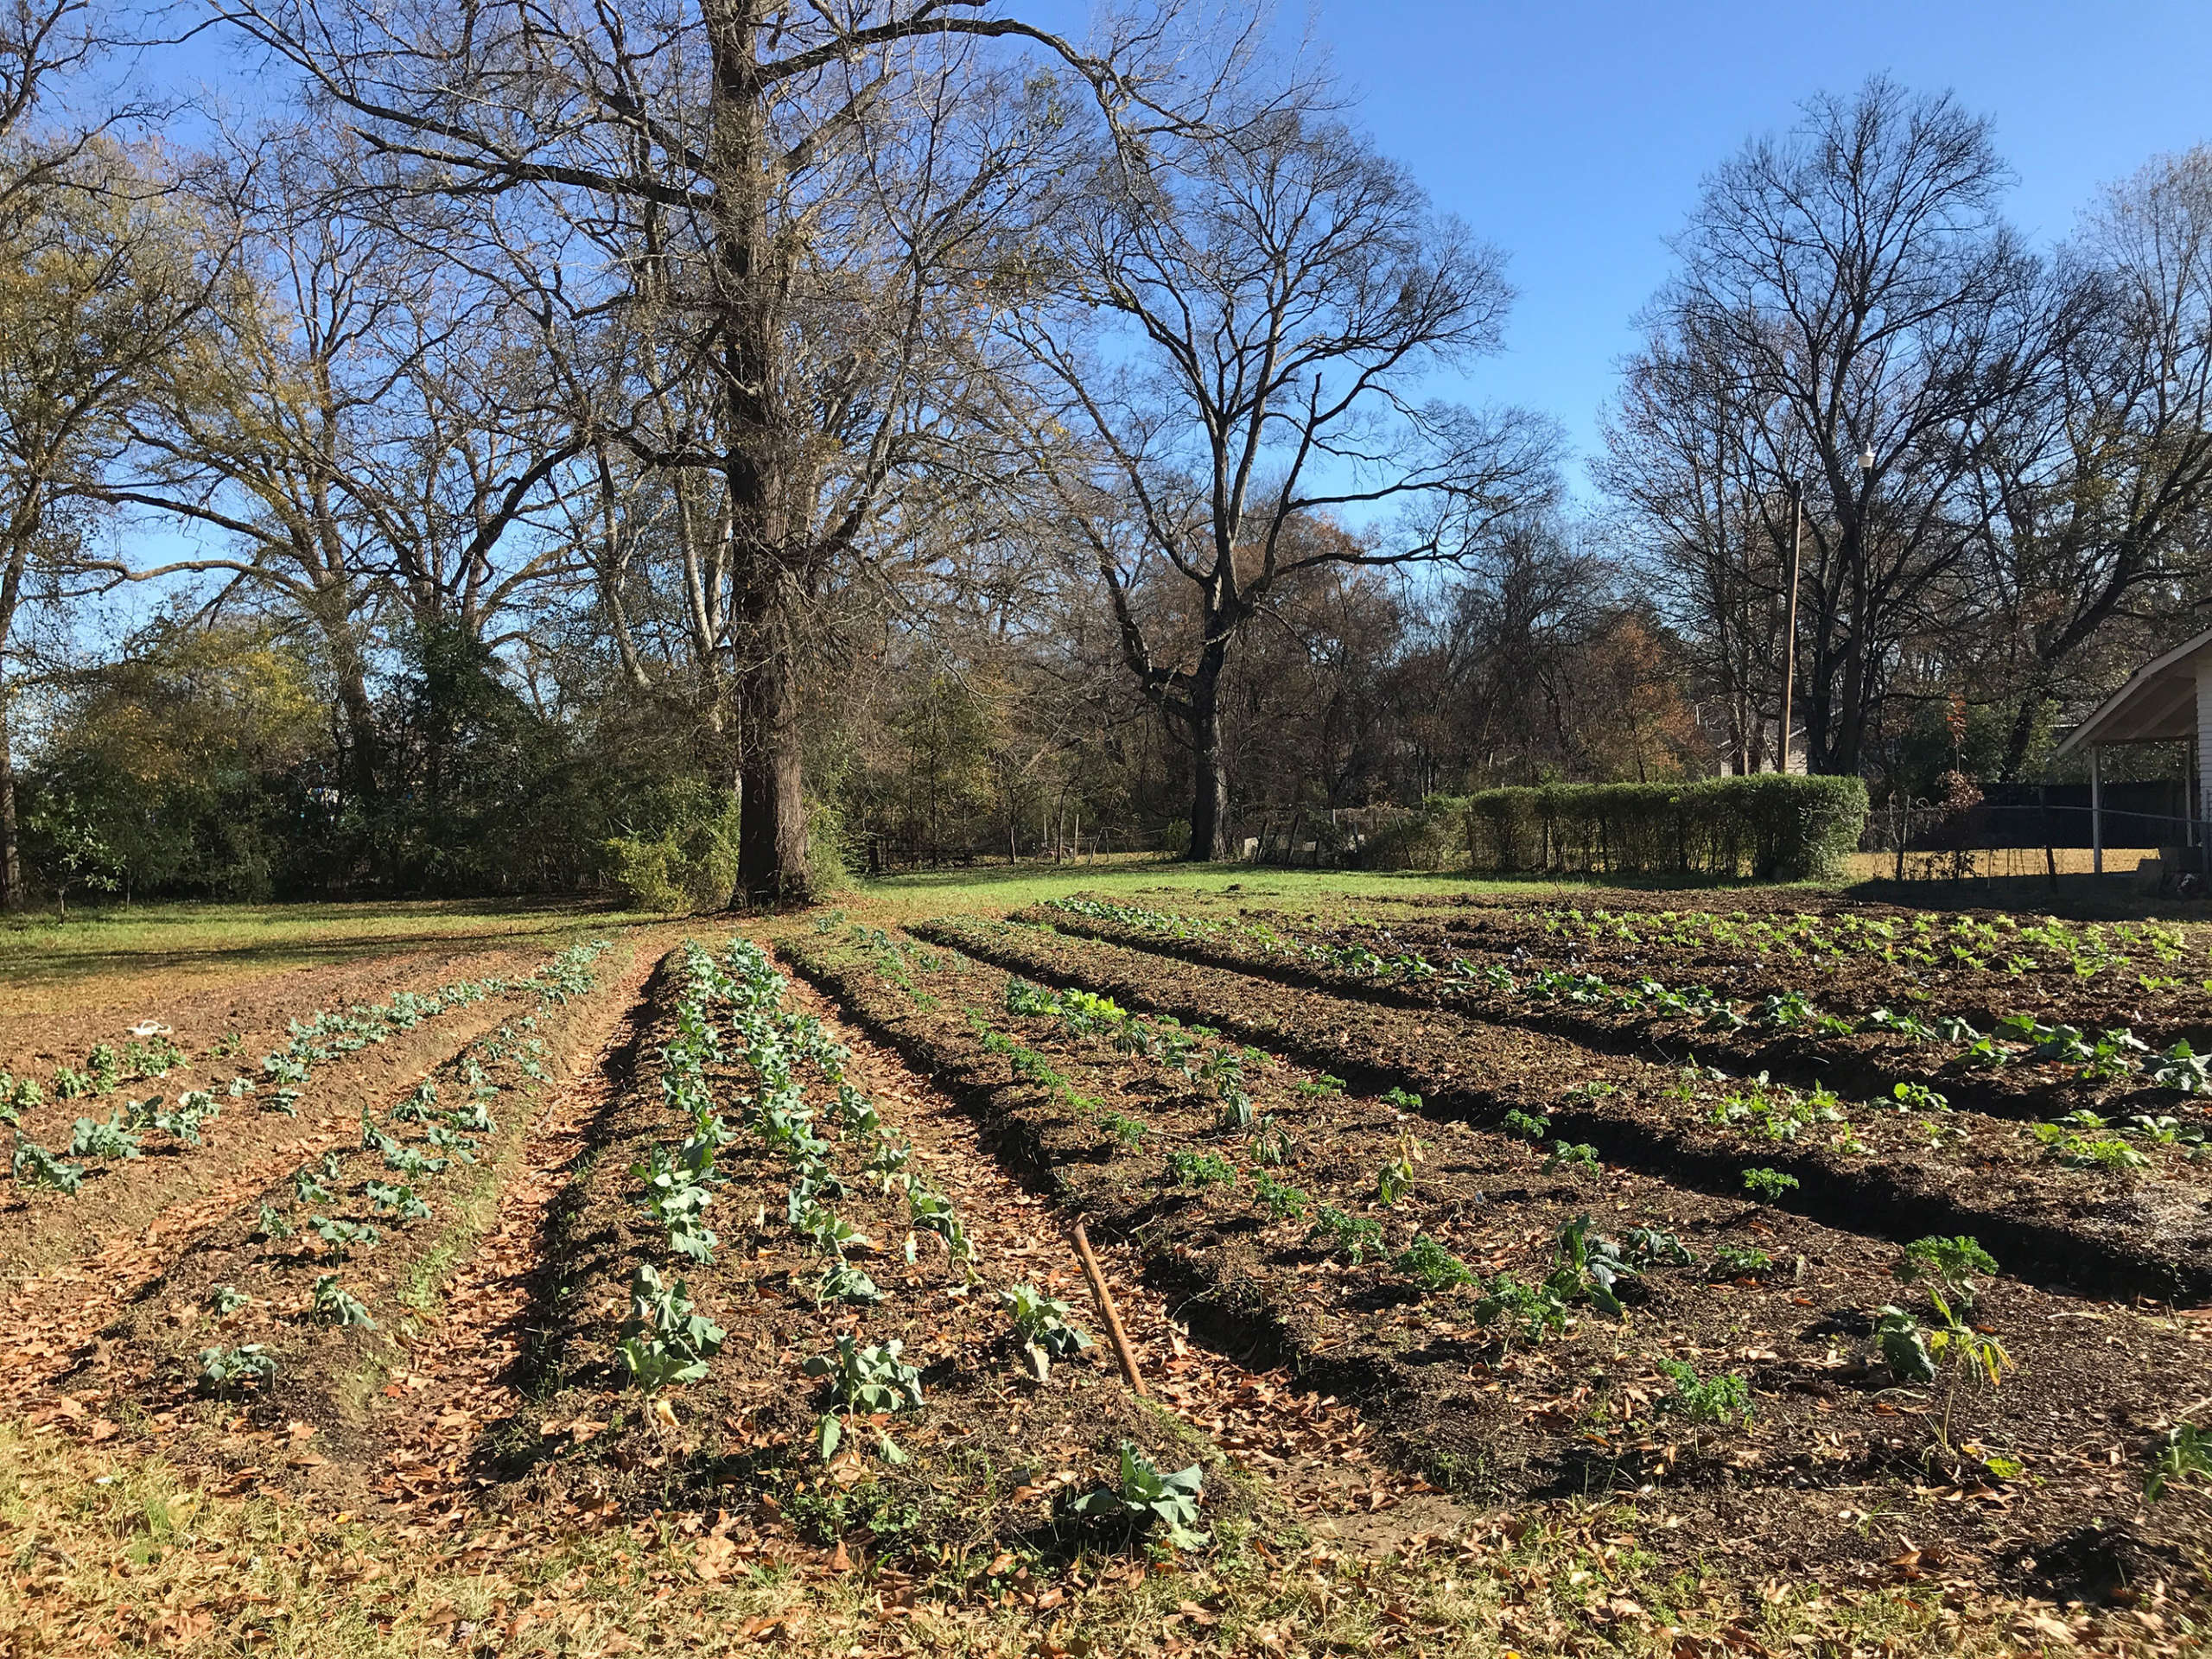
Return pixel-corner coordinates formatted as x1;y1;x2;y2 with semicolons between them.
998;1283;1093;1382
804;1335;924;1459
255;1202;294;1239
309;1216;381;1260
617;1265;725;1392
1070;1443;1208;1549
10;1138;85;1194
1894;1236;1998;1313
308;1274;378;1328
67;1110;141;1161
811;1262;884;1307
363;1181;433;1222
907;1182;971;1258
205;1284;251;1316
197;1344;276;1397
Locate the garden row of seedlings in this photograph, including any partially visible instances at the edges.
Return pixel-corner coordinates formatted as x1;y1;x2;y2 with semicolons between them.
938;915;2212;1307
1030;898;2212;1122
3;942;610;1204
817;918;2212;1589
93;940;615;1447
518;939;1217;1573
1294;895;2212;1065
1021;900;2212;1251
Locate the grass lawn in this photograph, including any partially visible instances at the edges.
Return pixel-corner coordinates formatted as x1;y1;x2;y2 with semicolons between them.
0;896;658;1017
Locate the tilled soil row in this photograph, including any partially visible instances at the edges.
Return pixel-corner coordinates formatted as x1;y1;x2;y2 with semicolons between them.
782;927;2212;1605
1173;889;2210;1044
486;942;1249;1578
0;952;588;1423
47;938;639;1499
0;938;556;1136
918;917;2212;1307
1018;904;2204;1129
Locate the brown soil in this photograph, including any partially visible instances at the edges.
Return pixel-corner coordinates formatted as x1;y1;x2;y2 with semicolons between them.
780;926;2212;1605
1019;903;2211;1128
924;916;2212;1306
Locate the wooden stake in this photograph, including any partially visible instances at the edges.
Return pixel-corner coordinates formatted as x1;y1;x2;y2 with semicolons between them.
1071;1223;1145;1396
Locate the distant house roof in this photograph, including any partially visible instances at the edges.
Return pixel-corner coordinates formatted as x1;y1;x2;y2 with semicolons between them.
2051;625;2212;762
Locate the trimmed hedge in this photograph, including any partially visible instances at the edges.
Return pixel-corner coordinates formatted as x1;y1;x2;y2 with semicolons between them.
1453;777;1868;882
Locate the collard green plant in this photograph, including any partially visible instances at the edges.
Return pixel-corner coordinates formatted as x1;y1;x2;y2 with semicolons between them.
67;1109;141;1161
309;1274;377;1328
617;1264;725;1392
1070;1443;1208;1549
197;1344;276;1397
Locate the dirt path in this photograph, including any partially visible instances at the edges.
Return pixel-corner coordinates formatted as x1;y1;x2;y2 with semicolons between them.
365;939;666;1535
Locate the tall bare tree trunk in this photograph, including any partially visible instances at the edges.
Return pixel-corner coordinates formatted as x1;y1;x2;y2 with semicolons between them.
709;3;815;906
1187;646;1230;861
0;683;19;912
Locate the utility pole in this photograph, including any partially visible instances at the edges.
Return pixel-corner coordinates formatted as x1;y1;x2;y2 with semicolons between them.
1778;480;1802;774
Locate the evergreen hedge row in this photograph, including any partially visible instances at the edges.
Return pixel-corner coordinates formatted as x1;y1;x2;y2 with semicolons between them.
1366;776;1870;882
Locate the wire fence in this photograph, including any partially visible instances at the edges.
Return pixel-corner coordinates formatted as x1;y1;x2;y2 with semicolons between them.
1860;792;2208;889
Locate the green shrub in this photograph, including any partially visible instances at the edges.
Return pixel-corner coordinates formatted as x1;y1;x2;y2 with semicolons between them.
1452;775;1868;882
601;779;741;912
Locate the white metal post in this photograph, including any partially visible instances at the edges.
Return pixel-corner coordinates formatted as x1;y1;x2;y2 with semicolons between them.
2091;744;2104;875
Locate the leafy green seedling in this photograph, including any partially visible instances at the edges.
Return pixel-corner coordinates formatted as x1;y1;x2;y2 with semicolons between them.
1895;1236;1998;1313
1395;1232;1474;1292
1070;1443;1208;1549
617;1264;724;1392
309;1274;377;1328
1740;1166;1799;1203
2146;1422;2212;1502
197;1344;276;1397
811;1262;884;1307
1502;1109;1550;1141
998;1283;1092;1381
206;1284;251;1316
11;1139;85;1194
1656;1358;1752;1425
1307;1205;1385;1264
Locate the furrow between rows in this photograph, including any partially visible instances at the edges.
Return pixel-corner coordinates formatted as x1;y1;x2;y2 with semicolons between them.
914;916;2212;1306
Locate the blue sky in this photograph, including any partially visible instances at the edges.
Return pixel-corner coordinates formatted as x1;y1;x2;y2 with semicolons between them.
1297;0;2212;489
143;0;2210;500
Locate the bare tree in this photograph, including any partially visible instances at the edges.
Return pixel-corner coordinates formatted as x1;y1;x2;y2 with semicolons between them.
205;0;1230;901
1001;90;1559;858
1648;75;2049;774
1965;146;2212;775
